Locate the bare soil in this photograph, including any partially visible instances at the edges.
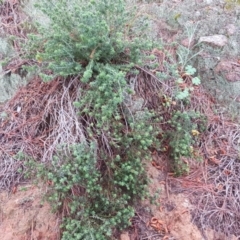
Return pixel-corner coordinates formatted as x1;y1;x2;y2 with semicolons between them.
0;184;60;240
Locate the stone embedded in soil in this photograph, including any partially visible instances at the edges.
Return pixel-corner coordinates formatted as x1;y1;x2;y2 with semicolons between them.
204;0;213;4
199;35;228;47
215;60;240;82
0;38;13;56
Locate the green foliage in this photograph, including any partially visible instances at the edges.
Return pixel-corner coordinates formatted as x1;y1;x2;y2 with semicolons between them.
166;110;206;175
21;1;161;239
20;0;208;237
185;65;201;85
192;77;201;85
176;88;190;100
74;62;127;126
24;0;153;80
185;65;196;76
26;114;156;239
176;65;201;100
225;0;240;10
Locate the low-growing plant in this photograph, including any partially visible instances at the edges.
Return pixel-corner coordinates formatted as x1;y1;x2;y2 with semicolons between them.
24;0;155;81
175;65;201;100
26;113;156;239
19;0;210;238
166;110;206;175
21;1;162;239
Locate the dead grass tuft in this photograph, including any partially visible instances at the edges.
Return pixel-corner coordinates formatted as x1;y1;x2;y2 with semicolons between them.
0;76;85;190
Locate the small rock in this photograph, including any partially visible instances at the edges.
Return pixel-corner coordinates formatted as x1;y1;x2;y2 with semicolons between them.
215;60;240;82
225;24;236;36
199;35;228;47
0;38;13;56
120;232;130;240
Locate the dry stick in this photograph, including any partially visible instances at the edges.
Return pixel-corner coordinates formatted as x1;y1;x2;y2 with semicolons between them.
122;60;170;89
135;64;170;89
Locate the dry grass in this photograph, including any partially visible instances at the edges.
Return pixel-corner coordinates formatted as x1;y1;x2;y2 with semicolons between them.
0;76;86;190
168;84;240;237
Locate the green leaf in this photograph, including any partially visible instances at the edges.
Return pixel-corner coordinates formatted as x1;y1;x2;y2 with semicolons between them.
73;102;81;108
192;77;201;85
176;89;189;100
185;65;196;76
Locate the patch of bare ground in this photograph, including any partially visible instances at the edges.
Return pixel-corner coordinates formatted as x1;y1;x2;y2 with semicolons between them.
131;160;238;240
0;184;60;240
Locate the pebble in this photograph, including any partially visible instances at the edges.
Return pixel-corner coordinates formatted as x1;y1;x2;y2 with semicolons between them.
199;35;228;47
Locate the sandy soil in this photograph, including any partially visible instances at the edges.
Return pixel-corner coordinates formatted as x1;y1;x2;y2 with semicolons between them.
0;184;60;240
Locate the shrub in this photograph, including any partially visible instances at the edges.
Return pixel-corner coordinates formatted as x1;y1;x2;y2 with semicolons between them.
25;0;153;81
166;110;207;175
23;0;159;239
21;0;209;237
26;114;156;239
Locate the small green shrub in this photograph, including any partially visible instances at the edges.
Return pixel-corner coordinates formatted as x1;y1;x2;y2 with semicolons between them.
26;114;156;239
24;0;154;81
166;110;206;175
22;1;161;239
20;0;209;238
176;65;201;100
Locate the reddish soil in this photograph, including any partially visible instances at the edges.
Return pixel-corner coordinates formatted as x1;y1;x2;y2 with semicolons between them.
0;184;60;240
